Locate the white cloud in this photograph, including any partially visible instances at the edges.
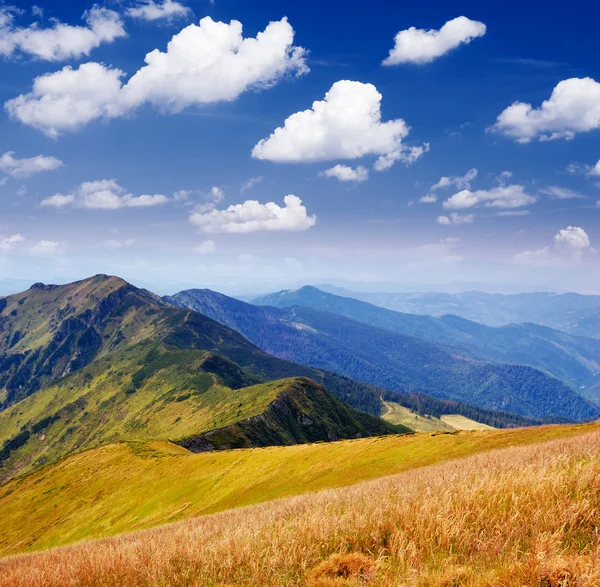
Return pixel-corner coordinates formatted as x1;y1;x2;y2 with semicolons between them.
497;210;530;217
443;185;536;210
241;176;263;193
0;6;125;61
0;151;63;177
29;240;65;256
127;1;190;21
6;17;307;136
437;213;474;225
493;77;600;143
539;186;584;200
320;164;368;182
432;168;477;191
41;179;169;210
373;143;429;171
515;226;596;266
419;194;437;204
40;194;74;208
5;62;125;138
0;233;25;251
189;194;316;233
590;160;600;176
252;80;426;170
440;237;460;244
194;240;216;254
382;16;486;65
102;239;136;249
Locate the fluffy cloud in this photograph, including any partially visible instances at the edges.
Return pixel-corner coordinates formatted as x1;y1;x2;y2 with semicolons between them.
419;194;437;204
590;160;600;176
5;62;125;137
436;213;474;225
493;78;600;143
515;226;596;266
0;151;63;178
0;6;125;61
6;17;307;136
194;240;217;254
320;164;368;182
127;1;190;21
443;185;536;210
382;16;486;65
539;186;584;200
41;179;169;210
432;168;477;191
189;194;316;233
0;233;25;251
29;240;65;256
252;80;426;170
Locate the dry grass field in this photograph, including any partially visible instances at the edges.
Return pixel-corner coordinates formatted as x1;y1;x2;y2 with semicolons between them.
2;426;600;586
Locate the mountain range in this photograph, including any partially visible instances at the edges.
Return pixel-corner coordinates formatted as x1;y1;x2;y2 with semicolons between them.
0;275;403;482
167;288;599;420
314;286;600;338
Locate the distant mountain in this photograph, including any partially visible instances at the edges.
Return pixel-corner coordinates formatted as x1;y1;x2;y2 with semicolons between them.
251;286;600;401
0;276;403;482
314;286;600;338
167;289;596;422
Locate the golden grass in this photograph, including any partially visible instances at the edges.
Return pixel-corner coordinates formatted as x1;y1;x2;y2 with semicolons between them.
440;414;494;431
3;427;600;586
2;423;599;556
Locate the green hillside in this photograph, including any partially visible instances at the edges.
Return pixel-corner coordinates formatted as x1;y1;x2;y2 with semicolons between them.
0;276;402;482
0;421;597;556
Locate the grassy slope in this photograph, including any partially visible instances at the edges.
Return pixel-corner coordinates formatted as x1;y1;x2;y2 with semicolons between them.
382;400;455;432
1;422;598;556
441;414;494;430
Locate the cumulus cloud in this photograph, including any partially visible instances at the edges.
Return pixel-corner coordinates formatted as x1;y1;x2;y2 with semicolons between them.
539;186;584;200
432;168;477;191
515;226;596;266
0;233;25;251
5;62;125;137
127;0;190;21
252;80;426;170
0;151;63;178
41;179;169;210
29;240;65;256
0;6;125;61
436;213;474;225
419;194;437;204
590;160;600;176
443;184;536;210
189;194;316;233
320;164;368;182
382;16;486;65
493;77;600;143
6;17;307;136
194;240;217;254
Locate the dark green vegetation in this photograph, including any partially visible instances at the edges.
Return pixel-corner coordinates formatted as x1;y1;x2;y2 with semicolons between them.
168;289;597;421
0;276;403;482
251;287;600;395
315;286;600;339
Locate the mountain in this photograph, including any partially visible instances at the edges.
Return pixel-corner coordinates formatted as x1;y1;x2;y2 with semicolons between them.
315;287;600;338
0;275;403;482
166;289;597;421
250;286;600;400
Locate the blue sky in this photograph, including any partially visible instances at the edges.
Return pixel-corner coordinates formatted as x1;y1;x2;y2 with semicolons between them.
0;0;599;295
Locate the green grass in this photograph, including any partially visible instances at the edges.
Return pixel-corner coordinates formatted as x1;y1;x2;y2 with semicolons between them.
1;421;598;556
0;344;299;481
